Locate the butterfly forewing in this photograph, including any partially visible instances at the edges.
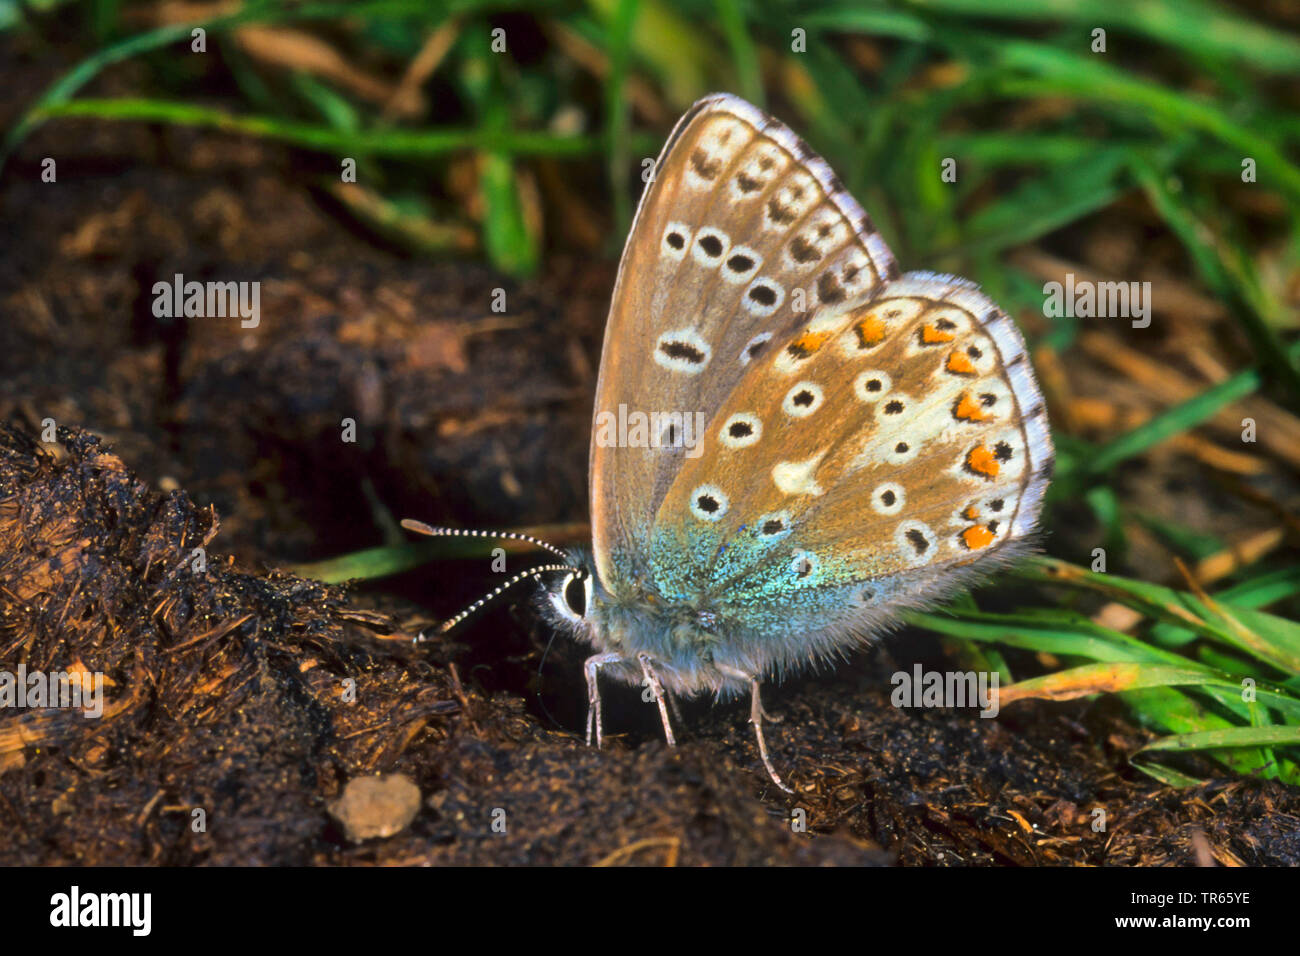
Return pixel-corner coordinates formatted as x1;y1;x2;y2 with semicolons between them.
589;94;898;596
650;271;1054;639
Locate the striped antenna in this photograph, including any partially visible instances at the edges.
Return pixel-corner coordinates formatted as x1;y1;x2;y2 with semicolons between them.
413;563;584;641
401;519;584;641
400;519;571;561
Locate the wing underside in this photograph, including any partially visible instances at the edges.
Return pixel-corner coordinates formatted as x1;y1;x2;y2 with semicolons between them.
589;93;898;595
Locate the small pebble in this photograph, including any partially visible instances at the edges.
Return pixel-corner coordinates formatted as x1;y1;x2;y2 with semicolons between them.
328;773;422;842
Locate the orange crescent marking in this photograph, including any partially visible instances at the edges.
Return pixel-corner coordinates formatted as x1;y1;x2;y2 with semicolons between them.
954;391;991;422
788;329;831;358
962;525;996;550
946;351;977;375
967;444;1000;479
921;323;956;345
853;314;887;348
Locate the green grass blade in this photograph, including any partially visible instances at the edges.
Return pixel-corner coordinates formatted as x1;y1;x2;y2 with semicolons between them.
906;0;1300;74
26;98;608;156
603;0;637;243
714;0;763;106
1;0;442;167
1139;725;1300;751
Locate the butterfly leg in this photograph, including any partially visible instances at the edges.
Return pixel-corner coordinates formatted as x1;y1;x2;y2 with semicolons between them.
584;652;623;748
719;665;793;794
665;686;685;727
637;653;677;747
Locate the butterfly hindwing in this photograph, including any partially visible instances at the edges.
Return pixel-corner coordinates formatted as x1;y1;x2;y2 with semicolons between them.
589;94;898;597
648;272;1053;653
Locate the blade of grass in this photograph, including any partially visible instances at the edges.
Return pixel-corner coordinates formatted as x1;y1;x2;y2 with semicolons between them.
907;0;1300;74
714;0;763;106
1020;556;1300;675
479;152;539;276
1139;725;1300;751
1129;761;1207;787
933;148;1129;259
1;0;447;168
984;40;1300;205
1084;339;1300;474
997;661;1300;717
603;0;637;244
290;72;360;133
1131;154;1300;401
586;0;710;109
906;607;1193;665
26;98;611;156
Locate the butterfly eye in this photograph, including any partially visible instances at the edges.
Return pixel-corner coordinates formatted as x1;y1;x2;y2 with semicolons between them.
547;570;590;626
562;573;589;619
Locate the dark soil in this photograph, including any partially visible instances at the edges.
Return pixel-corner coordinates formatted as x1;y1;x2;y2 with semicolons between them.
2;43;1298;867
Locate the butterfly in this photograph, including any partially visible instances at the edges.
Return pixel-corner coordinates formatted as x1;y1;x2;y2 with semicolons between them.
404;93;1053;792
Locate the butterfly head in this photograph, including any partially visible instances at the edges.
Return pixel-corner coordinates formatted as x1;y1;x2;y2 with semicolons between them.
540;548;755;696
543;550;597;630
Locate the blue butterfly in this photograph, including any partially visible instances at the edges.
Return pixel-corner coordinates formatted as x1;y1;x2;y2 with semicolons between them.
407;94;1053;792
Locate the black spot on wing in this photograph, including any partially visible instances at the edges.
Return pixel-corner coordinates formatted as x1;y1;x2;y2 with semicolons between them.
817;273;845;305
690;148;722;180
767;198;798;225
790;236;820;263
660;340;705;364
698;234;723;257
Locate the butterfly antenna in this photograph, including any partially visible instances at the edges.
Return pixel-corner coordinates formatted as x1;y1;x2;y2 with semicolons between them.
400;519;571;561
402;519;585;641
419;563;582;639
